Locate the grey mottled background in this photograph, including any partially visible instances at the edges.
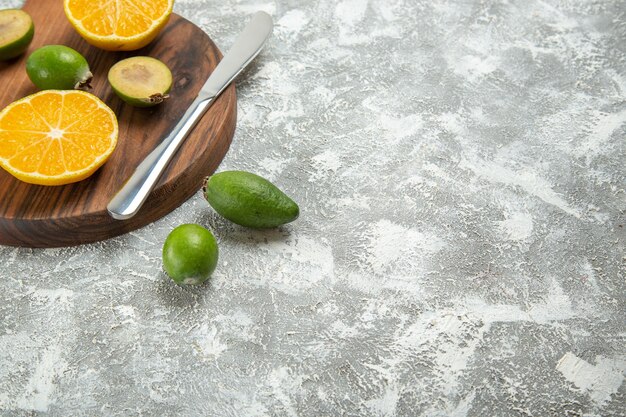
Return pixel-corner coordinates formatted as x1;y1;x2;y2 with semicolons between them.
1;0;625;415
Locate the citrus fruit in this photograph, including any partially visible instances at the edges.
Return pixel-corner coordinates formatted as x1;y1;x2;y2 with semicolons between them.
108;56;172;107
26;45;92;90
0;90;118;186
162;224;219;285
0;9;34;61
63;0;174;51
203;171;300;228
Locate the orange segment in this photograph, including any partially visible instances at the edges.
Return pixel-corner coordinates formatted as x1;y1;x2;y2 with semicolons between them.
80;7;116;37
59;93;101;127
0;90;118;186
116;11;154;38
67;108;117;135
64;0;174;51
0;131;47;160
29;93;63;128
0;102;50;132
38;140;65;176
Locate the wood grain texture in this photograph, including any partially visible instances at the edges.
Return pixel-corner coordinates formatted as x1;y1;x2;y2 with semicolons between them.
0;0;237;247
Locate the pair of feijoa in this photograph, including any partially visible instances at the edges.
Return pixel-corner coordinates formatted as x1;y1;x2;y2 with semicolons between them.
163;171;300;285
27;45;172;107
1;9;171;107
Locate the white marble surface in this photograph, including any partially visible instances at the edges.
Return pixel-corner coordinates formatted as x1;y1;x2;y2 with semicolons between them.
1;0;625;415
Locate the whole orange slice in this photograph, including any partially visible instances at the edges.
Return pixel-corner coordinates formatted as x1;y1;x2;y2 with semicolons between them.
0;90;118;186
64;0;174;51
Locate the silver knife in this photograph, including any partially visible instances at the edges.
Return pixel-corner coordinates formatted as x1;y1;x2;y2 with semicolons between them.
107;11;273;220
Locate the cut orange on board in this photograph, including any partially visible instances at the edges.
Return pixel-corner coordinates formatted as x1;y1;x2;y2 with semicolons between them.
64;0;174;51
0;90;118;186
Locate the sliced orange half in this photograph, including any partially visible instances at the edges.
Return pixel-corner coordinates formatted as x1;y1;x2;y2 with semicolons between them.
0;90;118;186
64;0;174;51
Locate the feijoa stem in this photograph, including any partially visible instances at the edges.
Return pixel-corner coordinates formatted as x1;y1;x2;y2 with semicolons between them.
75;70;93;90
147;93;170;104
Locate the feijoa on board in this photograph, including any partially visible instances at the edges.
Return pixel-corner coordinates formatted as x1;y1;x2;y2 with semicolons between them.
0;9;34;61
108;56;172;107
26;45;92;90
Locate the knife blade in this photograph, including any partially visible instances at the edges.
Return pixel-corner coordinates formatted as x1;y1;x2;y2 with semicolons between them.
107;11;273;220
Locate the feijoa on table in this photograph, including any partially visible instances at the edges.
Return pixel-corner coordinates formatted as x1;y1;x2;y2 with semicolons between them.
203;171;300;229
162;224;219;285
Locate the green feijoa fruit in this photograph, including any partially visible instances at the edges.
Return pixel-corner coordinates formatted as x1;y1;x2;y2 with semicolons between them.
108;56;172;107
162;224;219;285
26;45;92;90
0;9;34;61
203;171;300;228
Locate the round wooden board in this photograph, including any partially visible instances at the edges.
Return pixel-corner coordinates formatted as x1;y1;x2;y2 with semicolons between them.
0;0;237;247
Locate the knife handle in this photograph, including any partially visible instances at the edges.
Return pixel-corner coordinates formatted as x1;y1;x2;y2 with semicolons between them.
107;96;213;220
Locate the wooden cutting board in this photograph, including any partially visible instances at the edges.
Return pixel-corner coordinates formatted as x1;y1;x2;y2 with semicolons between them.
0;0;237;247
